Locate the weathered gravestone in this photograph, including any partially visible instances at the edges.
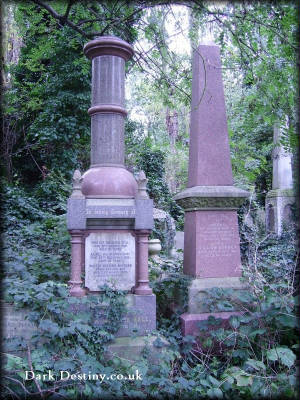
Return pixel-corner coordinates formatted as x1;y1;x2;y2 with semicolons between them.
174;43;249;336
265;121;295;236
66;36;167;359
2;303;37;341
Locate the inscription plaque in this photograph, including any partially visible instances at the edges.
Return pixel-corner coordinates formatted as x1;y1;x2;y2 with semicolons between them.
86;206;135;218
196;211;241;277
85;232;135;291
2;304;38;341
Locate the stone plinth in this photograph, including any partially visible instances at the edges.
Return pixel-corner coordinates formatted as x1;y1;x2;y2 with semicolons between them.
181;311;242;336
187;277;247;314
184;211;242;278
175;186;248;278
69;294;156;337
174;43;249;336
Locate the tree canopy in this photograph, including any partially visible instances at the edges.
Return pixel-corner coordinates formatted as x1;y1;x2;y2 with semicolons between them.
2;1;299;202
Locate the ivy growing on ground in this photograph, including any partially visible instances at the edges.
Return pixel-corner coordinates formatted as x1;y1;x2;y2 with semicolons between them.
2;173;299;399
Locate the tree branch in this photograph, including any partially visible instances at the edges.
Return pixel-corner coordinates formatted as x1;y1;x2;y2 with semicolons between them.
31;0;90;38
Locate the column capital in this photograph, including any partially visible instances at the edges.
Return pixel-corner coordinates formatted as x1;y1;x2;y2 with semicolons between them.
84;36;134;61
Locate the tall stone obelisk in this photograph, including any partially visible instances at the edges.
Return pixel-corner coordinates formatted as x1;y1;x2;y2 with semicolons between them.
265;120;295;235
174;44;249;336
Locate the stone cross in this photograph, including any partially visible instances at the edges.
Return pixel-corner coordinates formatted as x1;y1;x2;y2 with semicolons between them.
272;120;293;190
265;120;295;235
174;44;249;336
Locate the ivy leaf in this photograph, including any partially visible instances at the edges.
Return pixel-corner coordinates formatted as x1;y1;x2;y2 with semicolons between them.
207;388;223;398
267;348;296;368
39;319;60;335
54;360;76;371
229;316;240;329
276;314;297;328
245;359;266;371
236;374;253;387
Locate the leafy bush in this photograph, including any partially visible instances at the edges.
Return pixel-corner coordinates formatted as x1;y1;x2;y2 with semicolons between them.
136;148;184;228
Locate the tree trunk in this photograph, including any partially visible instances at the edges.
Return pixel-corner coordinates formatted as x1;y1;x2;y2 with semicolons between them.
166;107;178;152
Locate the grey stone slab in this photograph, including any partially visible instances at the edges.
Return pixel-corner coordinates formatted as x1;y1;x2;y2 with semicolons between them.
135;199;154;230
105;335;169;364
2;303;38;341
272;122;293;190
86;218;134;229
68;294;156;338
67;198;86;229
85;232;136;291
175;231;184;250
94;294;156;337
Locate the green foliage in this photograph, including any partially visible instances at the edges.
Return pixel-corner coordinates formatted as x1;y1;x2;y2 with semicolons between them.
2;2;299;399
149;256;191;321
3;178;71;284
6;6;91;184
136;148;184;226
2;196;299;400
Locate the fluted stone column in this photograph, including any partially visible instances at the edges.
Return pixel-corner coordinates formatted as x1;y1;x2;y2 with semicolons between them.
82;37;137;198
69;230;86;297
135;230;152;295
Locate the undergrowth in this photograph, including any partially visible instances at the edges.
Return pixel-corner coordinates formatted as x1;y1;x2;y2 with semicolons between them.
1;183;299;399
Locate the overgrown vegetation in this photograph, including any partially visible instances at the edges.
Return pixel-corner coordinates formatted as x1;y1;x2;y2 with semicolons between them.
2;189;299;398
2;1;299;399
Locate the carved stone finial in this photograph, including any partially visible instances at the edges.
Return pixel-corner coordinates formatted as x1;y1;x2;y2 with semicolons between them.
71;169;84;198
136;170;149;199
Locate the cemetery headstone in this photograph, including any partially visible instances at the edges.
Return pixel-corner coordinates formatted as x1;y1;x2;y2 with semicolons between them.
265;121;295;235
174;43;249;336
66;36;167;359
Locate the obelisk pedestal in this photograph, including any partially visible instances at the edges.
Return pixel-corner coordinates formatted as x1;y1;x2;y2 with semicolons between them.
174;44;249;336
265;121;295;236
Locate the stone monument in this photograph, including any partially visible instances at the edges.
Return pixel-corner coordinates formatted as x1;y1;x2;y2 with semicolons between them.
265;121;295;235
174;44;249;336
66;37;160;357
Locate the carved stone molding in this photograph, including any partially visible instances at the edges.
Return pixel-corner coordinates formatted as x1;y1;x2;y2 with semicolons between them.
176;196;246;211
174;185;249;211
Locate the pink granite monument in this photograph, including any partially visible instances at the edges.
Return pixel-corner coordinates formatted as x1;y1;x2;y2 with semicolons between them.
174;44;249;336
66;37;158;351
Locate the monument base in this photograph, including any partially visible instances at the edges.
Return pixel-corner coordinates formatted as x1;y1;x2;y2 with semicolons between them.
105;335;169;364
187;277;247;313
69;294;156;337
265;189;295;236
178;277;247;336
181;311;242;336
93;294;156;337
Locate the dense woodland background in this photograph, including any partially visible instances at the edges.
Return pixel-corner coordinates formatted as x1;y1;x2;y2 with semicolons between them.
1;1;299;399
